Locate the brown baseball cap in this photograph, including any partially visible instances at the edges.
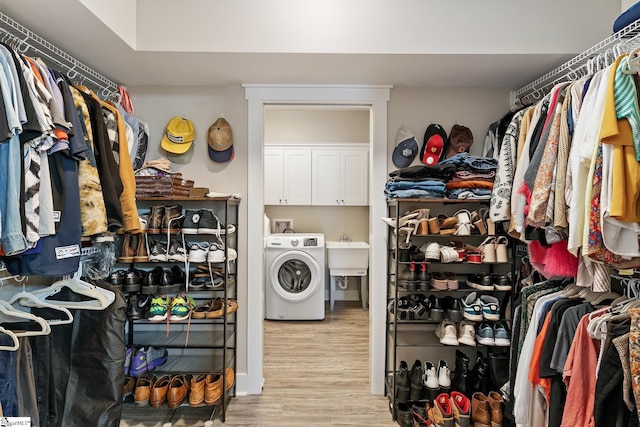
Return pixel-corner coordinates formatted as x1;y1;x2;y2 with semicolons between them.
207;117;234;162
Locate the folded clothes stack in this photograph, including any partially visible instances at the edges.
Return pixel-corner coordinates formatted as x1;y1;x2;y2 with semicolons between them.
385;164;456;200
135;172;194;198
439;153;498;200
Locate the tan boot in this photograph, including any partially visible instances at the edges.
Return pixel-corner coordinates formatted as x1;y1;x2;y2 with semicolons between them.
487;391;504;427
118;233;135;263
189;374;206;407
147;205;165;234
471;392;491;427
161;205;184;234
204;373;222;406
133;232;149;262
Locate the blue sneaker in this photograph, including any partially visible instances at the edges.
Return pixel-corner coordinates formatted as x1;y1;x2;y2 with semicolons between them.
493;321;510;346
129;346;168;377
461;292;483;322
476;322;495;346
479;294;500;321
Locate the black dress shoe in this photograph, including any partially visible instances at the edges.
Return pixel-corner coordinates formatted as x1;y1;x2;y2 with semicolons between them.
142;266;164;295
159;266;185;294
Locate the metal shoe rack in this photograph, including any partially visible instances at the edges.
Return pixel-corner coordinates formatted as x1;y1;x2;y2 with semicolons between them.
384;198;517;423
122;196;238;424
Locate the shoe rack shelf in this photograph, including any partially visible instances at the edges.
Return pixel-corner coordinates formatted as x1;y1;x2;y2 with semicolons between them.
384;198;516;424
122;197;238;423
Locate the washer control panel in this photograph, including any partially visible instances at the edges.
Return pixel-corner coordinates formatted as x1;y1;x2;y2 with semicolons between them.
304;238;318;247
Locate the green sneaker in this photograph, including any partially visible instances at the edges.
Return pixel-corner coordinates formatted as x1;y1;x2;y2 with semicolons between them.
148;295;170;322
170;294;196;321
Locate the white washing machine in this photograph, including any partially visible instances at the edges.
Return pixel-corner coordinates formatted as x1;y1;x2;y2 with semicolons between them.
264;233;325;320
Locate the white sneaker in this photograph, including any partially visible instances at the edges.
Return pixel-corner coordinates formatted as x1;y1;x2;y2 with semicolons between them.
187;241;209;263
437;359;451;389
457;320;477;346
423;361;440;400
435;319;459;346
207;242;226;263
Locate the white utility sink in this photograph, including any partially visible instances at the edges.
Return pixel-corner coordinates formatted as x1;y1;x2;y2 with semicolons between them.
326;241;370;312
325;241;370;273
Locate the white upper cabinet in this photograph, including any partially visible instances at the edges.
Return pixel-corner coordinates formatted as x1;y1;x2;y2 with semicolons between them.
312;147;369;206
264;144;368;206
264;147;312;205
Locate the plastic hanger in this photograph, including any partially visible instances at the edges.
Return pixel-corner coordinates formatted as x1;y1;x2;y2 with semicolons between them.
8;285;74;325
28;276;112;310
0;300;50;337
623;47;640;74
0;326;19;351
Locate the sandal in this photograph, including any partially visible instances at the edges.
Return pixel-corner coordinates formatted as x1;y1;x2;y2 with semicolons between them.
470;210;486;235
495;236;509;263
453;209;472;236
381;212;420;229
477;236;497;264
479;207;495;235
225;299;239;315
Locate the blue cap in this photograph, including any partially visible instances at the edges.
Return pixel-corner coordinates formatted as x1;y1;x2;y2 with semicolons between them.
392;136;418;168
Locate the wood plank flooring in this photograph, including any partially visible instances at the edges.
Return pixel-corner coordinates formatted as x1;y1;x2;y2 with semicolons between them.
120;301;396;426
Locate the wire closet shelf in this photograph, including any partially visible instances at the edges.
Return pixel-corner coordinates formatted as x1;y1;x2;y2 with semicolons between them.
0;12;118;99
512;19;640;107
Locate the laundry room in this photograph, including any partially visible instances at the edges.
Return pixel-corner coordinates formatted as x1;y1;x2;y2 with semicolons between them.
263;105;371;306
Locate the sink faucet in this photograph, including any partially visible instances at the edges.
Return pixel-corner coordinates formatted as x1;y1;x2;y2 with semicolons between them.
340;234;351;242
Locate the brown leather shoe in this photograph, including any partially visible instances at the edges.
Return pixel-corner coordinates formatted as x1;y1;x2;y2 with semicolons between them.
147;205;165;234
150;375;171;408
167;375;188;408
487;391;504;427
204;374;222;406
133;232;149;262
134;375;154;407
224;367;235;392
118;233;135;263
189;374;206;407
471;392;491;427
161;205;184;234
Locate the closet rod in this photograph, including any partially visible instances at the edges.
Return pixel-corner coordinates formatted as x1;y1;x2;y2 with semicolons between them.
0;12;118;99
511;19;640;108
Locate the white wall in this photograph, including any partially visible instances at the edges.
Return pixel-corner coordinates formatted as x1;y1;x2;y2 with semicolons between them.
264;108;370;144
622;0;636;12
387;87;512;168
136;0;619;55
79;0;137;47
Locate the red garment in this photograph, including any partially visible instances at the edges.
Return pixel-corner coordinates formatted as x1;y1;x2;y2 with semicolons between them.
529;311;552;402
561;312;602;427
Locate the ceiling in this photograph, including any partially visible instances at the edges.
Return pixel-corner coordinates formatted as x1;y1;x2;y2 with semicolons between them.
0;0;621;92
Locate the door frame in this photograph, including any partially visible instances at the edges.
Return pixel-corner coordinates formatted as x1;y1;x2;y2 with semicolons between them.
243;84;391;395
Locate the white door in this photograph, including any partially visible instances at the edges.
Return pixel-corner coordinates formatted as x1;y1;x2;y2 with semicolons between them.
311;149;340;205
282;149;311;205
341;148;369;205
264;147;284;205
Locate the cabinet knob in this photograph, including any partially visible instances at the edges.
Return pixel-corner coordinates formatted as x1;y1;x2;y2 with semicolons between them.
279;199;282;204
341;200;345;204
336;199;340;204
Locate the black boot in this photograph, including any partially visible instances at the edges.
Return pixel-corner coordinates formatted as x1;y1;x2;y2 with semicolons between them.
488;351;510;392
466;351;488;396
396;360;411;404
452;349;470;394
409;359;425;402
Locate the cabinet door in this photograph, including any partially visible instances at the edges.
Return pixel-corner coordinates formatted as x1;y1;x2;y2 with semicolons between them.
341;149;368;205
282;149;312;205
264;147;284;205
311;150;340;205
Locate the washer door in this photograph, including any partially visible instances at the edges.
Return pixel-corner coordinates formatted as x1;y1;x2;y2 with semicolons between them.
268;250;322;303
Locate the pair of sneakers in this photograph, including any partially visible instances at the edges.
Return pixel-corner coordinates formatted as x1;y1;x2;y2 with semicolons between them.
461;292;500;322
435;319;476;347
148;294;196;322
148;239;187;263
126;346;168;377
423;360;451;401
182;209;236;235
476;321;510;346
188;241;237;264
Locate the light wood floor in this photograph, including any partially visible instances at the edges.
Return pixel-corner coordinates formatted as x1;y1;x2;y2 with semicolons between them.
120;301;396;426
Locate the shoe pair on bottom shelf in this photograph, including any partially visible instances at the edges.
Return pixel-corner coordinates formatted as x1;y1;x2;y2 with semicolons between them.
471;391;504;427
397;391;470;427
130;368;235;408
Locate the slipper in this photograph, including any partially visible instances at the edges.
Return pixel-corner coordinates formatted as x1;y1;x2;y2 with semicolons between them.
192;299;216;319
421;124;448;165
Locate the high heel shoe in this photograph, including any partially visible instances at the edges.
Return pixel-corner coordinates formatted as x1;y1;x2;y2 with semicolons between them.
453;209;472;236
381;212;420;229
479;207;495;236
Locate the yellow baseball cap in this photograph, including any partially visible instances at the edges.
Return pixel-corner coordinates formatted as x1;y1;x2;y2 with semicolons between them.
161;116;195;154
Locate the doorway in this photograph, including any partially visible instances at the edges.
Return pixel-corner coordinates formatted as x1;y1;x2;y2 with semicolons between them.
244;84;391;396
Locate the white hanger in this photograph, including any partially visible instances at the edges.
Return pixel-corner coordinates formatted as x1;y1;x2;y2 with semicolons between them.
0;326;19;351
8;285;74;325
28;276;112;310
623;46;640;74
0;300;50;337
